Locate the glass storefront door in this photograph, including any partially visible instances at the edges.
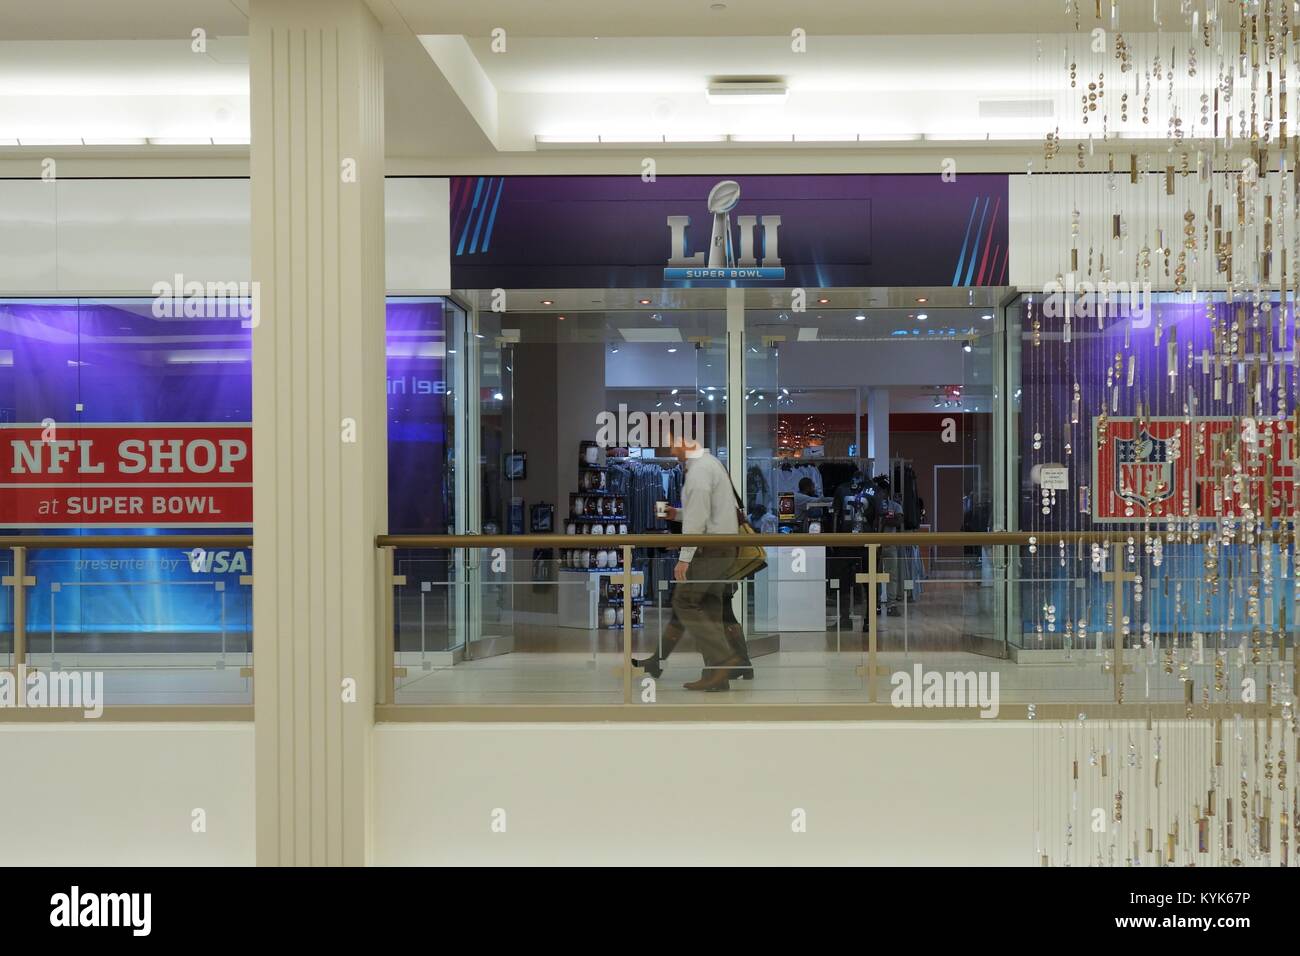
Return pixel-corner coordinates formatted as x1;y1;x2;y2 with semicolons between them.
391;290;730;701
741;290;1004;664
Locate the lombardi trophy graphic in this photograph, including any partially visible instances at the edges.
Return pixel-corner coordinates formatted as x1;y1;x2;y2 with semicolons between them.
706;179;742;268
663;179;783;280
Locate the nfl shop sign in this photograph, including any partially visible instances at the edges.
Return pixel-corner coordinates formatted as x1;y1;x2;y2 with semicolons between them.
0;423;251;527
1093;416;1298;522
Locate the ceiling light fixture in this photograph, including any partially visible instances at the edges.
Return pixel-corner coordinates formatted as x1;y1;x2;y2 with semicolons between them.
541;299;554;306
855;314;866;322
917;313;929;321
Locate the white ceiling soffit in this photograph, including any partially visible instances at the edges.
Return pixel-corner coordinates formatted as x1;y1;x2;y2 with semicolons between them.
424;33;1201;149
0;0;1202;41
0;0;249;41
0;32;490;158
418;35;500;147
392;0;1198;37
0;38;250;146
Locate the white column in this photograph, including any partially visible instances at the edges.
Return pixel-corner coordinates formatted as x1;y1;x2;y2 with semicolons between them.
867;388;890;477
249;0;386;866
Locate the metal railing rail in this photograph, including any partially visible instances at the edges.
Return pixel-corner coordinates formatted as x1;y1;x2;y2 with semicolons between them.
377;531;1125;548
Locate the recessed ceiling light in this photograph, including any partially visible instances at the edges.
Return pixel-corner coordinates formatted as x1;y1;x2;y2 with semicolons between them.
667;347;678;353
917;313;928;321
855;314;866;321
557;315;566;320
817;297;830;304
541;299;554;305
916;297;928;303
981;313;993;320
639;298;651;305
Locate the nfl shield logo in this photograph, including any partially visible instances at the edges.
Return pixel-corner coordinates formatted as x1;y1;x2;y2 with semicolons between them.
1114;429;1175;509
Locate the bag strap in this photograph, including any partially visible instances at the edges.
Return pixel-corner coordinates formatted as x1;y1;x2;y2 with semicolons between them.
726;477;752;528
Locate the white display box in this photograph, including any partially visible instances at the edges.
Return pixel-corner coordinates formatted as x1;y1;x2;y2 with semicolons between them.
754;545;826;632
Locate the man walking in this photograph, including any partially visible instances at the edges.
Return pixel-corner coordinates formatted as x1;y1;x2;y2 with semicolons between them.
663;424;750;691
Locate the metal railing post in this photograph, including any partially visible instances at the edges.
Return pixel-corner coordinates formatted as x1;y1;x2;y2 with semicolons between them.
622;545;634;705
3;546;32;670
376;546;398;705
855;544;889;703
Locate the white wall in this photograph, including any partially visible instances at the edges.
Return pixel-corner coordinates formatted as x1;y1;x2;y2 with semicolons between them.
0;724;255;866
0;721;1039;866
1008;169;1275;291
0;176;450;294
372;722;1033;866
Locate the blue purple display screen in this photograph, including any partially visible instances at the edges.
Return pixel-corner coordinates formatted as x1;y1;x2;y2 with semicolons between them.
0;297;451;632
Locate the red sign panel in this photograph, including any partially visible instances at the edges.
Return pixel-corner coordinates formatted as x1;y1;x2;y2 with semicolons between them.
1093;416;1298;522
0;423;252;527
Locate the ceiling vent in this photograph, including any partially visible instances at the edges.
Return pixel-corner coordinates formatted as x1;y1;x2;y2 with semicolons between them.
706;77;788;104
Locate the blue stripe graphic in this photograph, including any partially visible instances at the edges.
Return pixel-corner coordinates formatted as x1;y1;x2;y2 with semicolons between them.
481;177;506;253
963;196;990;286
456;177;485;256
468;177;493;254
951;197;979;285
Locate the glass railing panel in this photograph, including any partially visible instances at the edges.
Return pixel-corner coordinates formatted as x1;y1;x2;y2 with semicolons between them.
18;545;252;707
391;547;629;704
378;532;1288;714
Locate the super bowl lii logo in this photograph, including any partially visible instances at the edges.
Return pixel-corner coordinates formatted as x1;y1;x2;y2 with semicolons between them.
664;180;785;281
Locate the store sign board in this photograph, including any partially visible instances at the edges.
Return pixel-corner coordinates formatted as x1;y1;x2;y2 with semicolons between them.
0;423;252;527
450;173;1009;288
1092;416;1297;522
